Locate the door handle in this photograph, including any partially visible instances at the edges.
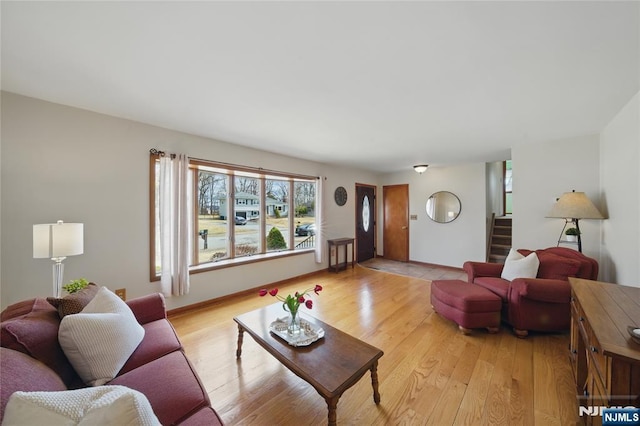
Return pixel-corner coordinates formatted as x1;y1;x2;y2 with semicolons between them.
401;226;408;230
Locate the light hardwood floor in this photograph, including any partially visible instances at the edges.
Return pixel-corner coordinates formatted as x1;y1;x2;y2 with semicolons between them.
169;265;579;425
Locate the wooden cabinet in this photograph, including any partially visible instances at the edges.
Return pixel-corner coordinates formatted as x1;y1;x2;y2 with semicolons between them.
569;278;640;426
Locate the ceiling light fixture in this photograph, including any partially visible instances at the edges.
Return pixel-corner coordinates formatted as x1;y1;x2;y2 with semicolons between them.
413;165;429;174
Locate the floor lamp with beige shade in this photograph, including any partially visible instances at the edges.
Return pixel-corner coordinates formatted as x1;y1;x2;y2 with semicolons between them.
546;190;604;253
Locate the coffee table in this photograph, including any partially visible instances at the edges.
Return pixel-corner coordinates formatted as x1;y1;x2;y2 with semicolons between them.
234;304;384;425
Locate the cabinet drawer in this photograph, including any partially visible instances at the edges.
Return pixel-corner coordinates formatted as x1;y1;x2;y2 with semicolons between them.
571;293;584;321
586;370;608;426
583;318;607;384
571;295;586;337
572;293;608;386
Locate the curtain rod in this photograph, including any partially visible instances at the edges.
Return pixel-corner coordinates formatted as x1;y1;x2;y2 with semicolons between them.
149;148;175;159
149;148;320;180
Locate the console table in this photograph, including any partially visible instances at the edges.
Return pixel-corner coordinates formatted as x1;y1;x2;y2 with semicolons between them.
568;277;640;426
327;238;355;272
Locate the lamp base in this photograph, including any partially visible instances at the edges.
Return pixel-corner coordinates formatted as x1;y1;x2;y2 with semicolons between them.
556;218;582;253
52;257;66;298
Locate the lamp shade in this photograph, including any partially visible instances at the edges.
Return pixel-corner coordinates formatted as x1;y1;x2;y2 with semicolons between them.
414;165;429;174
33;221;84;258
546;191;604;219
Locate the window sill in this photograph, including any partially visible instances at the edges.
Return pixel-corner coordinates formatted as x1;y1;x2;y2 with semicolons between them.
151;248;315;281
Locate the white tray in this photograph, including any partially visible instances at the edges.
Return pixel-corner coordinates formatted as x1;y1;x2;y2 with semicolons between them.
269;317;325;347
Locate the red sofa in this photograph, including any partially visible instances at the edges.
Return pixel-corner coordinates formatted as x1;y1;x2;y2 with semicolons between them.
0;293;223;425
463;247;598;337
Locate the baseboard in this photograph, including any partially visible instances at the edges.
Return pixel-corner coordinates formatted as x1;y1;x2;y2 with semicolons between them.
373;255;464;272
167;269;325;318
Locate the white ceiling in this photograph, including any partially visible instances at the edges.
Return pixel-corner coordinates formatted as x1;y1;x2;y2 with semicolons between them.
2;1;638;173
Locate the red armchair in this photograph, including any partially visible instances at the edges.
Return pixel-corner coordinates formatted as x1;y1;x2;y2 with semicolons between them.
463;247;598;337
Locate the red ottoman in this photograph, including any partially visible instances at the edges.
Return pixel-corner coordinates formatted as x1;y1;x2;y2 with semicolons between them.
430;279;501;334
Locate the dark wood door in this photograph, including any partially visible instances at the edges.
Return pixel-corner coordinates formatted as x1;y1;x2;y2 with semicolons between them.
356;184;376;262
383;184;409;262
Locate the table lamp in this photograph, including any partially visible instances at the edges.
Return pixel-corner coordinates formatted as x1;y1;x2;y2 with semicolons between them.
33;220;84;297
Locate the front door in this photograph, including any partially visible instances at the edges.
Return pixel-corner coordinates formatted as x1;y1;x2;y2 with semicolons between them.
356;184;376;262
383;184;409;262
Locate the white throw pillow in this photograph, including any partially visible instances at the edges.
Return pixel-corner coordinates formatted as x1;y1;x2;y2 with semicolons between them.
2;385;160;426
501;248;540;281
59;287;145;386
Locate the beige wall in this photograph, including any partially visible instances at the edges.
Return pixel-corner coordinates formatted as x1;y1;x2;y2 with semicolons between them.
0;92;379;309
3;89;638;310
512;88;640;288
600;92;640;287
381;163;487;267
512;134;602;261
486;161;504;219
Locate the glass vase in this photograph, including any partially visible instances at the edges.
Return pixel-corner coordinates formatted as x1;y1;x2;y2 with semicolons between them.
287;309;301;336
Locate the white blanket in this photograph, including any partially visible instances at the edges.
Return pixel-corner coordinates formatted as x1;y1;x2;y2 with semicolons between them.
2;385;160;426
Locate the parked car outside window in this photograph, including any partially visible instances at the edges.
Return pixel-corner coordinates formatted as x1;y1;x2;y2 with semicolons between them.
295;223;316;236
235;216;247;225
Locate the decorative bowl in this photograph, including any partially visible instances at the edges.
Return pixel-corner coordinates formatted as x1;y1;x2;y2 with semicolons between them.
628;326;640;345
270;317;325;347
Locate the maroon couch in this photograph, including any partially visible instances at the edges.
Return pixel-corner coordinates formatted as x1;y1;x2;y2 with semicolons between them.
463;247;598;337
0;293;223;425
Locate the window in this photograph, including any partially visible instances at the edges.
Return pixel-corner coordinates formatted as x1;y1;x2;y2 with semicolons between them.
265;177;289;252
150;154;317;280
504;160;512;215
362;195;370;232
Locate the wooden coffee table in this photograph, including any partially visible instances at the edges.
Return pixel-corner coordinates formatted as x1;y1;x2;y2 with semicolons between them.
234;304;384;425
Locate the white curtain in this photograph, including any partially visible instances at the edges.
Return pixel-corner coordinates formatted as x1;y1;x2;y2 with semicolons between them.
159;154;190;296
314;177;324;263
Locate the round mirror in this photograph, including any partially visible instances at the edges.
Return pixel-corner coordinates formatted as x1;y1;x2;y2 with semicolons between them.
426;191;461;223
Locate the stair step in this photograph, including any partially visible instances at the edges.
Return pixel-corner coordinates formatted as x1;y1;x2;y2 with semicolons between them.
491;248;510;255
493;232;512;238
489;253;507;259
491;243;511;249
489;215;512;263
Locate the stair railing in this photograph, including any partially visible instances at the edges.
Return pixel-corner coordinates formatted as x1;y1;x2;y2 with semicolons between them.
486;212;496;262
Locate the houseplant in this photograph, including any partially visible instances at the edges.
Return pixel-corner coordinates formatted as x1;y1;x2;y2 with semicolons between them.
259;284;323;335
565;227;580;242
62;278;89;294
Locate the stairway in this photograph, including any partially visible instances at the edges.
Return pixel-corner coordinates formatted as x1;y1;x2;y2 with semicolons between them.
487;216;512;263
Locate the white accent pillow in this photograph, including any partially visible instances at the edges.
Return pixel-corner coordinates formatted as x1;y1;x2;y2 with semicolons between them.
59;287;145;386
501;248;540;281
2;385;160;426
